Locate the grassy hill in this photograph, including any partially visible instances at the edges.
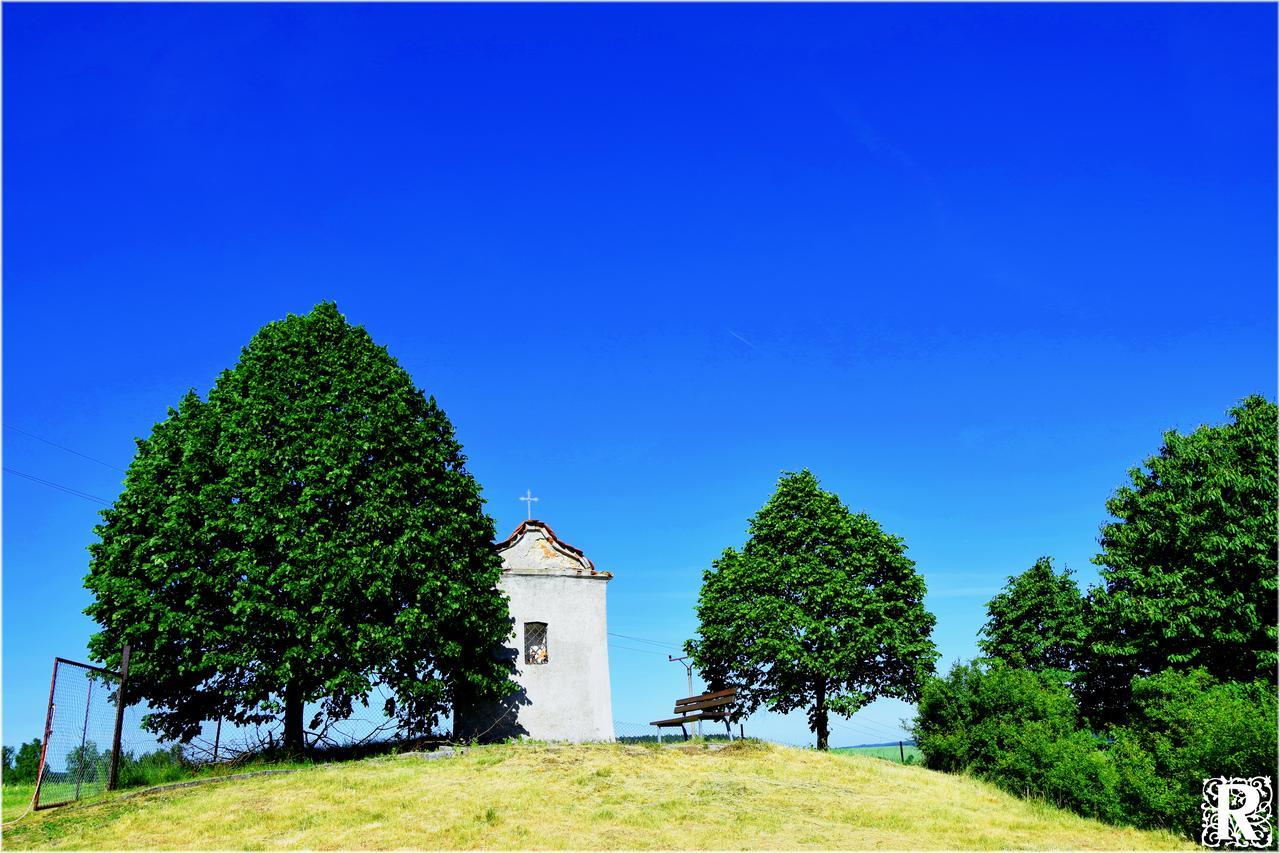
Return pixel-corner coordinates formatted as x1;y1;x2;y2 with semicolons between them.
2;740;1194;850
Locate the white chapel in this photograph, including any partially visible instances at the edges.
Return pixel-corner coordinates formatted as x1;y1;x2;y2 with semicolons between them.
456;517;614;742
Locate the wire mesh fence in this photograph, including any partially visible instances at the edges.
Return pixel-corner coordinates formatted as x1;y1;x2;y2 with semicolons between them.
612;720;739;744
34;658;124;809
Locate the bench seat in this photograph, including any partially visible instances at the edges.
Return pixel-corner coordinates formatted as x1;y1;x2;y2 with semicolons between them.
649;687;741;741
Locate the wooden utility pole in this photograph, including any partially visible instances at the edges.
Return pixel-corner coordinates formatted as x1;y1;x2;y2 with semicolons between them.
667;655;700;737
107;645;131;790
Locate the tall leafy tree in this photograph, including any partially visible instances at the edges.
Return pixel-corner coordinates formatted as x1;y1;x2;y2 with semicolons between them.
688;470;937;749
978;557;1086;672
85;303;514;752
1080;395;1278;722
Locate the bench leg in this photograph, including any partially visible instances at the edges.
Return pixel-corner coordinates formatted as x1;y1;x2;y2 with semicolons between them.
657;728;662;745
681;724;688;742
725;718;732;741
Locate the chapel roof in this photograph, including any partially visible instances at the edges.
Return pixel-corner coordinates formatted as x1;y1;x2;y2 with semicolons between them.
495;519;612;578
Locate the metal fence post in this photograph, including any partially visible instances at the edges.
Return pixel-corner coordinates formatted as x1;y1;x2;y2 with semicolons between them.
33;659;59;808
107;644;131;791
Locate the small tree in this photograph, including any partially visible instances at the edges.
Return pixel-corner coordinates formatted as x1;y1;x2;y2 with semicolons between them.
65;741;103;784
11;738;46;783
978;557;1086;672
85;303;515;752
688;470;938;749
1081;395;1278;722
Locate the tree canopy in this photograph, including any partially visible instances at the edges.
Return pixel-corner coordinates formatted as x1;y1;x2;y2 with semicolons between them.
978;557;1086;673
1080;395;1278;722
85;302;514;751
687;470;937;749
9;738;46;783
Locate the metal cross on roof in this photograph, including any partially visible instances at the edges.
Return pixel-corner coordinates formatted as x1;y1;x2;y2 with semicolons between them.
519;489;539;520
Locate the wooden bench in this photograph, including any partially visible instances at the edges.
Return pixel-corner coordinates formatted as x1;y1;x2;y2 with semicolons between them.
649;687;740;741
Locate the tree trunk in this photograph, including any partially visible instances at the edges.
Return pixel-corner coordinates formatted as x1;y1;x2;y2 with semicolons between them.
815;682;829;751
283;681;304;755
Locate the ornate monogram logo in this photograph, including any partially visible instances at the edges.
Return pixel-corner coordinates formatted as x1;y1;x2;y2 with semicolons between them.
1202;777;1273;848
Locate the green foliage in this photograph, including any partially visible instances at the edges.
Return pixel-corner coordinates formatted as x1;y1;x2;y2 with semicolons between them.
84;302;515;751
1082;396;1278;722
8;739;46;784
64;741;105;784
915;661;1121;822
978;557;1086;672
913;660;1080;776
1109;670;1279;836
2;746;13;775
915;662;1279;839
111;744;190;789
688;470;938;750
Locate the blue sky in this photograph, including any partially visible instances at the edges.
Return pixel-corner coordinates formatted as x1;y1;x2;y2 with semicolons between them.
3;2;1275;749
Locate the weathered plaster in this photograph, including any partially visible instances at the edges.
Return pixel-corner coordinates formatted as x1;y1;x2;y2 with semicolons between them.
456;522;614;743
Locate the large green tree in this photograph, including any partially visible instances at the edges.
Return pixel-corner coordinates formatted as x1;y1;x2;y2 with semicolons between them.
85;303;514;752
978;557;1086;673
687;470;937;750
1080;395;1278;722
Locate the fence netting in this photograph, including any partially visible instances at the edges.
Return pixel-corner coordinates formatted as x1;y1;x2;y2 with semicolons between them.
34;659;123;809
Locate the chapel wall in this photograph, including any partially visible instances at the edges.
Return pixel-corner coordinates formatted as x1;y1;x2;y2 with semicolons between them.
499;572;614;742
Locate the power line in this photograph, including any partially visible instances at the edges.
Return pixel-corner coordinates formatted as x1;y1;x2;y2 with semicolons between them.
607;632;684;649
829;718;908;740
606;641;669;657
4;467;111;505
4;425;127;473
846;715;911;735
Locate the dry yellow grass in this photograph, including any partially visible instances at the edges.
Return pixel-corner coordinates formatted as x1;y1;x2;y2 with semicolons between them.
2;740;1195;850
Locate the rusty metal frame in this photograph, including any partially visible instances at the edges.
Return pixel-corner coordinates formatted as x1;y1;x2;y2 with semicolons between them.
33;656;123;811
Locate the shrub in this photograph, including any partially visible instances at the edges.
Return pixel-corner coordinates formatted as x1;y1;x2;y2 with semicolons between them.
1110;670;1278;837
1037;729;1122;823
112;744;189;789
917;662;1279;840
914;660;1077;776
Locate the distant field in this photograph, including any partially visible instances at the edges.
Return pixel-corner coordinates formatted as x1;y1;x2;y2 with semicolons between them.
2;740;1193;849
832;743;923;763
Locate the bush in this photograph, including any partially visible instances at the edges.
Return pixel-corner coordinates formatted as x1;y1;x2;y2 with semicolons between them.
111;744;189;789
1110;670;1278;837
914;660;1078;775
915;662;1279;840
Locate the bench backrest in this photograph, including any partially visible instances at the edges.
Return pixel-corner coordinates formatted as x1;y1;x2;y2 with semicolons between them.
672;687;738;715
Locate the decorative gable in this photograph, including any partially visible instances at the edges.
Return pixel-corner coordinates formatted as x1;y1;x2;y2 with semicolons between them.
495;520;612;579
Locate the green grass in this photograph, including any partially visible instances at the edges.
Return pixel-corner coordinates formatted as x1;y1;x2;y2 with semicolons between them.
3;782;36;818
832;743;923;763
1;740;1195;849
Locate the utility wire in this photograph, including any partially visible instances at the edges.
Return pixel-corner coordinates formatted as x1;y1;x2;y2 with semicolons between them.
606;641;670;657
4;467;111;505
829;718;908;740
833;717;908;736
851;716;912;735
4;424;127;473
608;632;684;649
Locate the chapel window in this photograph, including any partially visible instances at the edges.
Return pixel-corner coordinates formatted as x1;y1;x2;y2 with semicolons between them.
525;622;549;665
